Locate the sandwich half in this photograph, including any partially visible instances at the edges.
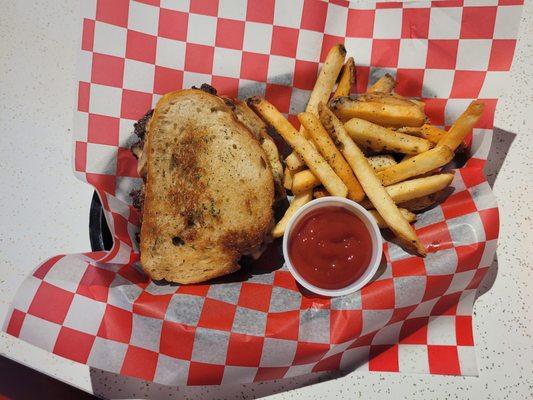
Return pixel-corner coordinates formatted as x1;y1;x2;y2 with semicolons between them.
137;88;276;284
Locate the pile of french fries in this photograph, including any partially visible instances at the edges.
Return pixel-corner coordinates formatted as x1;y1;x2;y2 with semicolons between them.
248;44;485;257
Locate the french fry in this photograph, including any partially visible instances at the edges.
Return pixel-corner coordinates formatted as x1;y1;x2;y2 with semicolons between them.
313;187;329;198
395;96;425;110
385;173;454;204
369;208;416;229
333;57;355;98
399;192;444;212
359;92;418;107
286;44;347;171
391;93;425;110
285;152;305;172
401;153;416;162
367;154;398;172
283;167;294;190
272;191;313;238
367;73;396;94
319;103;426;256
377;146;454;186
412;99;425;109
398;124;446;144
248;97;348;197
292;169;320;194
410;99;426;110
359;173;455;208
298;111;365;201
330;95;426;127
344;118;432;155
438;100;485;151
307;44;346;115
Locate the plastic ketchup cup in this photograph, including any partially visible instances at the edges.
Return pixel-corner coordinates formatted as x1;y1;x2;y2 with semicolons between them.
282;197;383;297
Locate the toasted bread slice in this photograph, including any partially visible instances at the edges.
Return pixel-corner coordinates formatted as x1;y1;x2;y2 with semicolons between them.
140;89;275;284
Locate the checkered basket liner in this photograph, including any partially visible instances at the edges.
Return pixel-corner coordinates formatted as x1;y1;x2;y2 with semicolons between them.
3;0;523;385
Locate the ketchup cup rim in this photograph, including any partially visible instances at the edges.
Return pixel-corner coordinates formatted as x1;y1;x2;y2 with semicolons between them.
282;197;383;297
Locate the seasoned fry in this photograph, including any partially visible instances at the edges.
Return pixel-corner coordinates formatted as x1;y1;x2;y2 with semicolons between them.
330;95;426;127
307;44;347;116
286;44;347;171
360;173;454;208
292;169;320;194
369;208;416;229
398;124;446;144
367;154;398;172
319;103;426;256
248;97;348;197
390;93;425;110
313;186;329;198
410;99;425;110
344;118;432;155
367;73;396;94
283;167;294;190
401;153;416;162
385;173;454;204
359;92;418;107
230;100;285;193
258;131;285;195
285;152;305;172
377;146;454;186
298;111;365;201
333;57;355;98
438;100;485;151
399;192;444;212
272;191;313;238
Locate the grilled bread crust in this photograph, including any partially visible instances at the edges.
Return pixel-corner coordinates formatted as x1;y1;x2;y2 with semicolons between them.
140;89;275;284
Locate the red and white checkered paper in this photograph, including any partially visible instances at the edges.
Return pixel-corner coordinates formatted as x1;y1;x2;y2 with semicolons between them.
4;0;523;386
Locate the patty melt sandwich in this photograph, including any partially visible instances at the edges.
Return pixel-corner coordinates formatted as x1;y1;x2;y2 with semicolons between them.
131;85;284;284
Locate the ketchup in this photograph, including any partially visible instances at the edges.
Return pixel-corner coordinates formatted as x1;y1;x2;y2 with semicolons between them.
288;206;373;290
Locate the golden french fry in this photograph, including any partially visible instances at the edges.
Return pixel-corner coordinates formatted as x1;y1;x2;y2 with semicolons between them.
399;191;444;212
330;95;426;127
272;191;313;238
398;124;446;144
319;103;426;256
313;186;329;199
248;97;348;197
360;173;454;208
292;169;320;194
344;118;432;155
367;73;396;94
257;134;285;194
231;100;284;182
369;208;416;229
359;92;417;107
286;44;347;171
333;57;355;98
307;44;346;115
367;154;398;172
401;153;415;162
390;93;425;110
283;167;294;190
410;99;426;110
285;152;305;172
298;111;365;201
438;101;485;151
386;173;454;204
377;146;454;186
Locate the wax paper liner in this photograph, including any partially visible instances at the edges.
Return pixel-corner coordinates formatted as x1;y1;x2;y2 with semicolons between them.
3;0;523;386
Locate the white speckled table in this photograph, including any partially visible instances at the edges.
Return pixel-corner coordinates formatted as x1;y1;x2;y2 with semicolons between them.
1;1;532;399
